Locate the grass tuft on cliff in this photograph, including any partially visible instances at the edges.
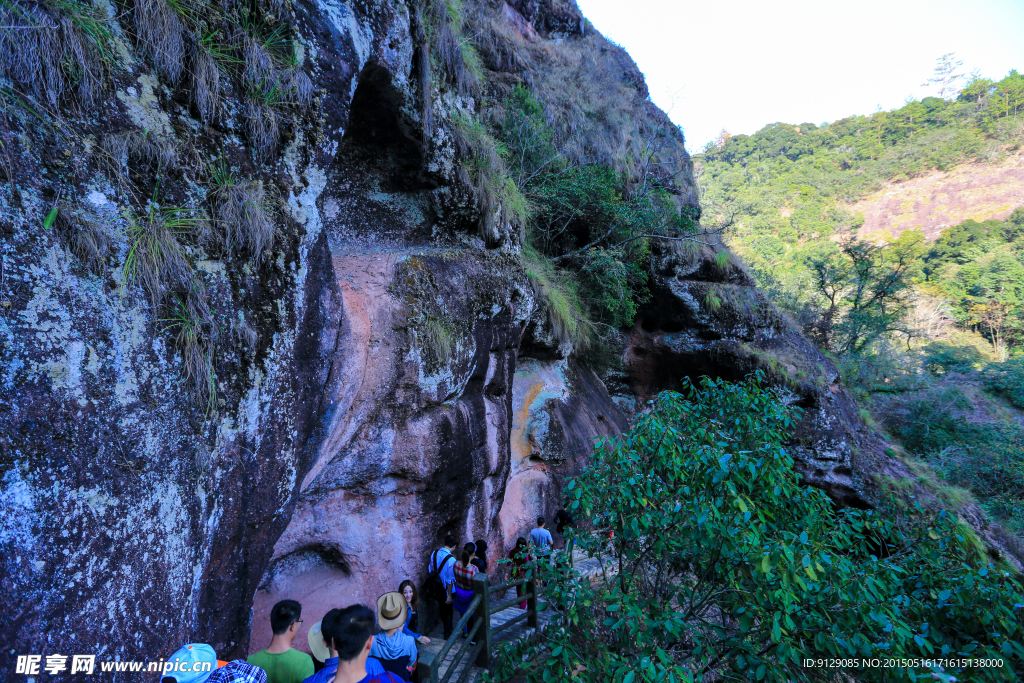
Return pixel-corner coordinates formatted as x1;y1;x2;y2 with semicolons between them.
0;0;117;107
161;288;218;413
209;168;276;262
522;243;592;351
123;207;195;307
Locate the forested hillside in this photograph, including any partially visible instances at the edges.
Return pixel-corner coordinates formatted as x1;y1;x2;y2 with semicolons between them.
696;67;1024;537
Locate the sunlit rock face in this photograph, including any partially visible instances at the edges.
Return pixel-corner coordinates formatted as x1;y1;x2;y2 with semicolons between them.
499;358;627;550
7;0;978;671
251;249;535;654
612;240;874;508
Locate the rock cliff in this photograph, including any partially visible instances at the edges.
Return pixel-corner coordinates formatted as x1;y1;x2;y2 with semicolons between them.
0;0;967;672
851;148;1024;241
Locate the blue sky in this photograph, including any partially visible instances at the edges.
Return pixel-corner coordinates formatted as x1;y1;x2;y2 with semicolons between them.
575;0;1024;152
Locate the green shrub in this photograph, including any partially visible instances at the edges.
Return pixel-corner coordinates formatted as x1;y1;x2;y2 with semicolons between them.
577;247;648;327
982;358;1024;408
491;375;1024;682
923;341;986;374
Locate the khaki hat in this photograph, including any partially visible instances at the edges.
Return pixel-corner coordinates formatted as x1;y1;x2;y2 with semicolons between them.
307;619;330;662
376;592;408;631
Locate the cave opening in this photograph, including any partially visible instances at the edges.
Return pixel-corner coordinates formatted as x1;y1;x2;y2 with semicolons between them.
339;61;430;193
626;345;751;400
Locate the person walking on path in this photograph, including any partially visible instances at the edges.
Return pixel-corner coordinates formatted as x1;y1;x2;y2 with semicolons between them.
453;543;479;639
553;508;575;549
471;539;488;573
247;600;314;683
427;535;457;639
370;593;419;681
529;517;553;556
301;606;403;683
508;537;533;609
398;580;430;645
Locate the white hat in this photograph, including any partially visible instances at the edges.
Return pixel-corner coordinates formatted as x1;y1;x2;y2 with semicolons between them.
307;620;330;662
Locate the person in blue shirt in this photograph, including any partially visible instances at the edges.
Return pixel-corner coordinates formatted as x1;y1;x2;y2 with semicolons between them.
428;535;458;639
529;516;553;555
302;606;402;683
370;592;419;680
398;580;430;644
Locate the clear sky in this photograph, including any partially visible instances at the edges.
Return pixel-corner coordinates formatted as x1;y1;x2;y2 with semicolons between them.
575;0;1024;153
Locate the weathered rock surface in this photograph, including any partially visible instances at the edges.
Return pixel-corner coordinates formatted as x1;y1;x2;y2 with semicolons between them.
613;240;882;508
851;148;1024;241
5;0;1003;674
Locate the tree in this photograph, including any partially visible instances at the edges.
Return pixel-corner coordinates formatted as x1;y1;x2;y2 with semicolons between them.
970;300;1011;360
808;240;914;354
491;376;1024;683
960;69;995;106
922;53;964;99
994;70;1024;120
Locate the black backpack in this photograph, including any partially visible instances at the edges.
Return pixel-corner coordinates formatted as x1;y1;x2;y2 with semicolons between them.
424;549;454;601
377;655;411;681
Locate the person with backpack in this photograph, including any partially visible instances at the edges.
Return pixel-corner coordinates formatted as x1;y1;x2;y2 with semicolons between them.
425;534;457;639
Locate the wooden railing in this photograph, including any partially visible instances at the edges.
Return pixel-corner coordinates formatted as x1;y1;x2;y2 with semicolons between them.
419;572;538;683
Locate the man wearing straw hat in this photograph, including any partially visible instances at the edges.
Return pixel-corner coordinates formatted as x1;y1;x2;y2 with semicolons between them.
369;592;419;681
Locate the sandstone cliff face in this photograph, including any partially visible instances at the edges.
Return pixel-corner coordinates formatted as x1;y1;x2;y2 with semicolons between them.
0;0;930;672
851;148;1024;241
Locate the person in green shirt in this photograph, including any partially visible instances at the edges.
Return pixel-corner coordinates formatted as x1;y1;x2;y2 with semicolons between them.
247;599;315;683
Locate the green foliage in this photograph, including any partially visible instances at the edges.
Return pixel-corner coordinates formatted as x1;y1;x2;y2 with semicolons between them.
982;358;1024;409
922;341;986;374
881;380;1024;535
491;375;1024;682
698;75;1024;358
496;85;682;331
577;248;648;327
453;109;529;245
522;243;592;350
805;239;916;354
422;314;455;366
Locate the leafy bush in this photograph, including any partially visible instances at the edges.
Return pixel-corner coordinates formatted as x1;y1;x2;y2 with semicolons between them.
495;82;693;336
922;341;986;374
577;247;648;327
982;358;1024;408
882;381;1024;535
490;375;1024;683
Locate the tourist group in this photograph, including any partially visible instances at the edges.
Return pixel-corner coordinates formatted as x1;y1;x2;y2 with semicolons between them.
155;515;566;683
